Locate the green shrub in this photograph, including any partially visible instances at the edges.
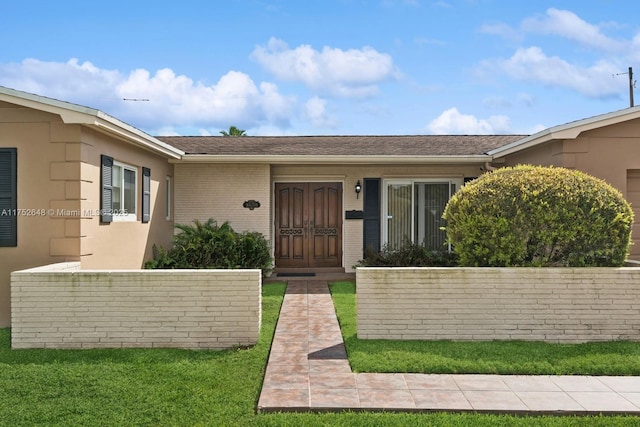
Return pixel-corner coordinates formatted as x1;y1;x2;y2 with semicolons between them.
355;240;459;267
145;219;273;275
443;165;634;267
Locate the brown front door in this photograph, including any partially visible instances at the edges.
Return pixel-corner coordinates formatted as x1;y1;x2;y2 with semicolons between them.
275;182;343;268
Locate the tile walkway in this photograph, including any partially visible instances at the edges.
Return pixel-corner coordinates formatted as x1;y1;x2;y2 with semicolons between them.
257;281;640;414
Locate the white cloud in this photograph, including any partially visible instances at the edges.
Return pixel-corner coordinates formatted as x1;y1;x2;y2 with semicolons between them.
0;58;121;104
522;8;626;52
303;96;337;129
250;37;399;97
486;46;622;98
630;33;640;63
479;22;522;42
476;9;636;103
426;108;511;134
0;58;296;134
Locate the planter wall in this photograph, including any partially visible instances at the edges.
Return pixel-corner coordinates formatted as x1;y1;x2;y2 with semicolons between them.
356;267;640;343
11;263;261;349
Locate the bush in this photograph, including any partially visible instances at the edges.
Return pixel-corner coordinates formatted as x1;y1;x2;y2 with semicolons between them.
355;240;459;267
442;165;634;267
145;219;272;275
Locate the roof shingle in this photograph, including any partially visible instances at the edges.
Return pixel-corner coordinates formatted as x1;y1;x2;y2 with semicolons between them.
157;135;527;157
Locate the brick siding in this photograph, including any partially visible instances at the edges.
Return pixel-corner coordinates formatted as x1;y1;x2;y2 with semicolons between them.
356;267;640;343
11;263;261;349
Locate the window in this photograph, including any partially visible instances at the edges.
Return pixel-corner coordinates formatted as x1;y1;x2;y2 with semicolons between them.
101;155;148;223
112;161;137;221
0;148;17;247
383;179;462;251
165;176;171;220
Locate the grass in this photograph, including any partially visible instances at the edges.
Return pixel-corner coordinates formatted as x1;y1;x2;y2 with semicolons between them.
330;281;640;376
0;281;637;426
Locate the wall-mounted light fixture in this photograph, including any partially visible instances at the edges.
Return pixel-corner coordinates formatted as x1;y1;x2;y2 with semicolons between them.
243;200;261;210
355;180;362;199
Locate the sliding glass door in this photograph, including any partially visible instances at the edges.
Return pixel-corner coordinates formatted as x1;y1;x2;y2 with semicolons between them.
385;179;461;250
386;183;412;248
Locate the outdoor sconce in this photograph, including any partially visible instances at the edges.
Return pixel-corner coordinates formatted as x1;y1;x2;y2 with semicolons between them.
355;180;362;199
243;200;261;210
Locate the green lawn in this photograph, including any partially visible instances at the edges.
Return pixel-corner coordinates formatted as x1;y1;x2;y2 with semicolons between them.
330;281;640;375
0;282;638;426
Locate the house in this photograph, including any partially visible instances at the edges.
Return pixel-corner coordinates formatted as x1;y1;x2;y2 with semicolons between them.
2;85;640;327
0;87;182;327
488;107;640;257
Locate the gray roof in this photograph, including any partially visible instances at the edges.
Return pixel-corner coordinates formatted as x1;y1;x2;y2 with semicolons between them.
157;135;527;157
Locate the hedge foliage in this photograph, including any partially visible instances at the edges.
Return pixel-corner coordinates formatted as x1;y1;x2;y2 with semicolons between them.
355;240;459;267
443;165;634;267
145;219;272;275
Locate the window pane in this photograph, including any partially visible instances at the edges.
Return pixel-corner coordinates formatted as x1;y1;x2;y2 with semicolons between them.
414;182;449;250
387;183;411;248
112;166;122;212
123;169;136;214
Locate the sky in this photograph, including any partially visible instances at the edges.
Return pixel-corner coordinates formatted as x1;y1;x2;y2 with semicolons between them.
1;0;640;137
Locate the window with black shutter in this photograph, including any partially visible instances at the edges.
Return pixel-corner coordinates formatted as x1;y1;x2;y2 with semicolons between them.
100;155;113;223
0;148;17;247
142;167;150;223
363;178;381;254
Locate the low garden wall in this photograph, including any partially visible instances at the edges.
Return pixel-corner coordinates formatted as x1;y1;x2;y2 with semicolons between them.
356;267;640;343
11;262;261;349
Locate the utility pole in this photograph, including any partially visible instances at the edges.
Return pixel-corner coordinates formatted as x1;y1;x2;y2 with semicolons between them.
629;67;634;108
614;67;636;107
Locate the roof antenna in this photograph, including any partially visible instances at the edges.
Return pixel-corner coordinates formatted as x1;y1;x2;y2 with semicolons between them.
613;67;635;107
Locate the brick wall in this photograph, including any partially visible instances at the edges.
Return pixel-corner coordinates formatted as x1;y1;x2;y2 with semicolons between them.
357;267;640;343
173;163;271;238
11;263;261;349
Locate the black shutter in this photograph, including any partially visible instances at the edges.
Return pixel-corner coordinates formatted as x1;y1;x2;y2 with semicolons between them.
0;148;17;247
363;178;381;255
100;155;113;223
142;167;150;223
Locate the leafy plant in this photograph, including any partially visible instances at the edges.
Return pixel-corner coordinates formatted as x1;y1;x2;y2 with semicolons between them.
443;165;634;267
145;219;272;275
355;239;458;267
219;125;246;136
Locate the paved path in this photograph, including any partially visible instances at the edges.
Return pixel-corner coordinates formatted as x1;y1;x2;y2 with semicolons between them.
257;281;640;414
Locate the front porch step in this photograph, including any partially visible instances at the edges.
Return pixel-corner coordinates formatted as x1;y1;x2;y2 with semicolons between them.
273;267;345;275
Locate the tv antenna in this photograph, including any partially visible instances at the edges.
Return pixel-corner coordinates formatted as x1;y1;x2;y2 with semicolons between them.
613;67;636;107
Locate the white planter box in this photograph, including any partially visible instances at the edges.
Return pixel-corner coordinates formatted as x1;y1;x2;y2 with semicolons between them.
356;267;640;343
11;263;261;349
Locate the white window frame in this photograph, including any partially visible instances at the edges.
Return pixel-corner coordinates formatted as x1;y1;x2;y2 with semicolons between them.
165;176;171;220
112;161;138;222
382;177;462;249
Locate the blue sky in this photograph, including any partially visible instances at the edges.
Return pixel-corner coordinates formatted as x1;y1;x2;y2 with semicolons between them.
2;0;639;136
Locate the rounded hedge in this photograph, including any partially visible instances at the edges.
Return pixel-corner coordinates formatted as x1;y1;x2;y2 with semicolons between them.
442;165;634;267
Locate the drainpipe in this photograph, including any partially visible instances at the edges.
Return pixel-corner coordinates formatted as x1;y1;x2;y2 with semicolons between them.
483;162;496;172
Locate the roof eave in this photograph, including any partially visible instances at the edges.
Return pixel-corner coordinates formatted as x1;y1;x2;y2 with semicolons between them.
489;106;640;158
171;154;492;164
90;112;184;159
0;86;184;159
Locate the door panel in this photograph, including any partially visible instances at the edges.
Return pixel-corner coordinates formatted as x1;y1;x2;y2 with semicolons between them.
275;182;342;268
